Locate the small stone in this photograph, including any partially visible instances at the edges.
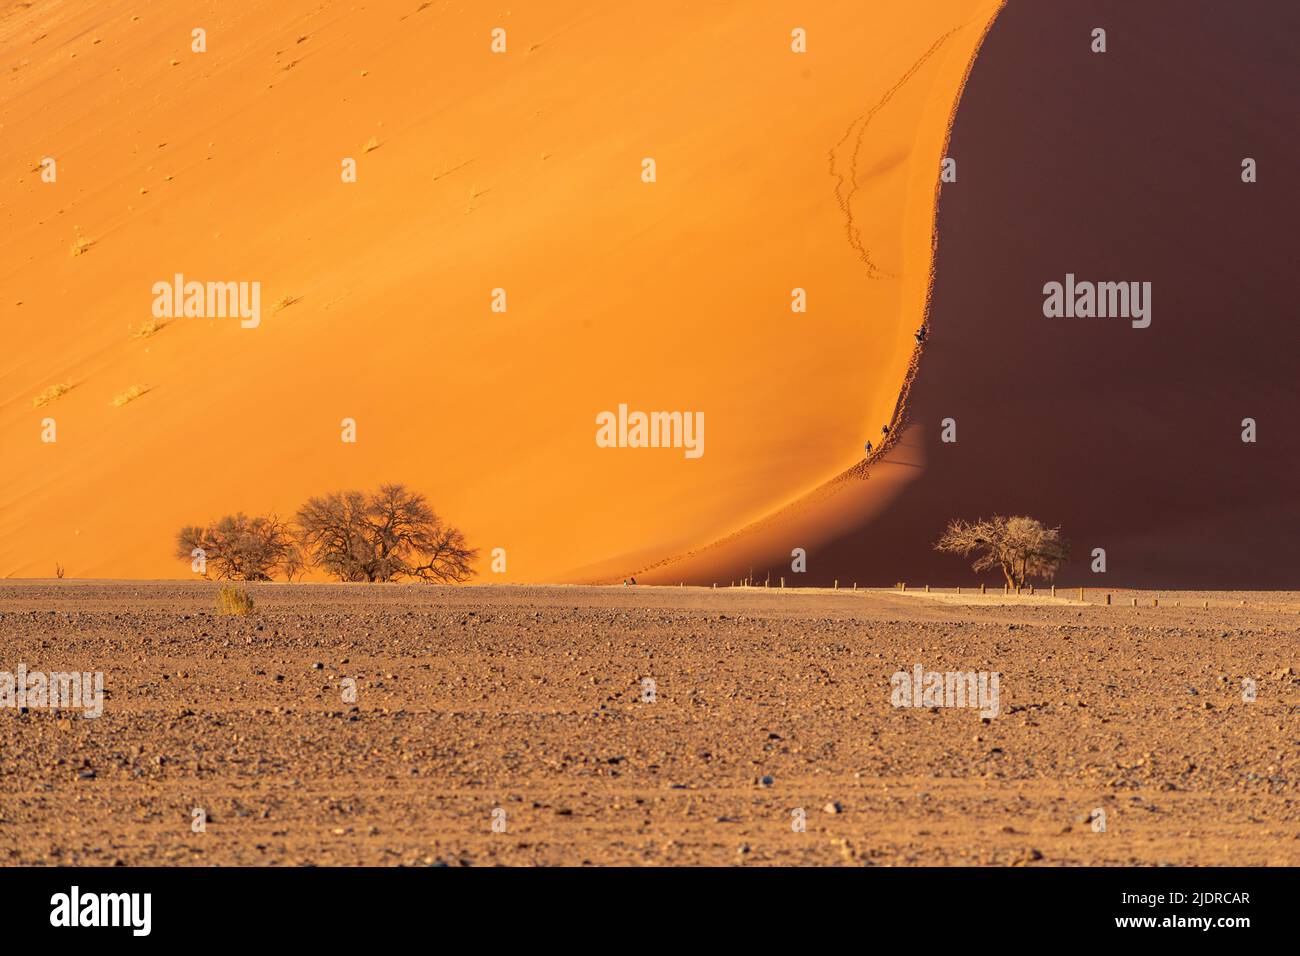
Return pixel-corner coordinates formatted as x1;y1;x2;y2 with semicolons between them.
823;801;841;815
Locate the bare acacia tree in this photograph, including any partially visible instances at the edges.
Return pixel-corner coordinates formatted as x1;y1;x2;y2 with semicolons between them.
295;483;477;583
281;547;306;583
176;513;300;581
934;515;1069;588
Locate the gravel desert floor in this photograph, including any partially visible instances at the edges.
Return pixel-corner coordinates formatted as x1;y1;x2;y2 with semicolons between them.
0;581;1296;866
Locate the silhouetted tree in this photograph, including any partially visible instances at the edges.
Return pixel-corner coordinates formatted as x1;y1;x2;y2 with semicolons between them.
935;515;1069;588
295;483;477;583
176;513;300;581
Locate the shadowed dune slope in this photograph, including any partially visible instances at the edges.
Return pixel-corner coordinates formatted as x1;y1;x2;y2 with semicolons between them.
643;0;1300;588
0;0;1001;581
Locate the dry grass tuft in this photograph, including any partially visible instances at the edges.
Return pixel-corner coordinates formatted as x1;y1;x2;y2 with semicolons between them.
134;317;168;339
111;383;153;407
33;381;74;408
217;585;255;616
70;234;93;257
273;295;300;314
363;136;380;153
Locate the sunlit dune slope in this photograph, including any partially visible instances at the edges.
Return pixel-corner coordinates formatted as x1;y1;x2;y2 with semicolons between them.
1;0;1001;580
642;0;1300;589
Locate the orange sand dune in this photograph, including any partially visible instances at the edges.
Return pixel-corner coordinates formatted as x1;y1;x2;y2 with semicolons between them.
642;0;1300;589
1;0;1002;580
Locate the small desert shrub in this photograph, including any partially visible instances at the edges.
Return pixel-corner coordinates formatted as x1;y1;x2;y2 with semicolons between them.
70;234;93;257
217;584;254;616
33;381;73;408
111;383;152;407
134;317;167;338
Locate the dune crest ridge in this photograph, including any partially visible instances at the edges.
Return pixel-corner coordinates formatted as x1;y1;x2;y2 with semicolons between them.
641;0;1300;589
